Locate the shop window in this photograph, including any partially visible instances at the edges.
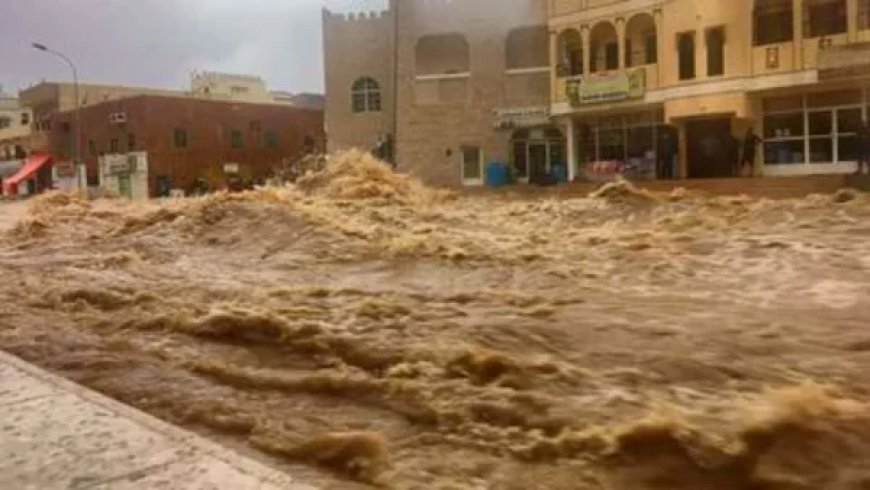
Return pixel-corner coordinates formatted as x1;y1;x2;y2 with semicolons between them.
805;0;847;37
590;22;618;73
506;26;549;70
626;13;657;67
678;32;696;80
264;131;278;149
174;128;188;149
764;140;805;164
231;130;244;149
754;0;794;46
351;77;381;113
808;111;832;136
416;33;470;76
809;138;833;163
837;108;863;161
460;146;483;185
764;113;804;138
557;29;584;76
706;27;725;77
763;95;803;112
807;89;863;108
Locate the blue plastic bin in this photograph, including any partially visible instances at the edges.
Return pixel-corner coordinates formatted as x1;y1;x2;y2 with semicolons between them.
486;162;510;187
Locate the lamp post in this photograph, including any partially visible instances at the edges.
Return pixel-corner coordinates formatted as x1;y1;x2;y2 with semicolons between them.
32;42;83;191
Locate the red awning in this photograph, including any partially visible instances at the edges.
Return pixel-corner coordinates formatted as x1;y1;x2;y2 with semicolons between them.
2;153;53;195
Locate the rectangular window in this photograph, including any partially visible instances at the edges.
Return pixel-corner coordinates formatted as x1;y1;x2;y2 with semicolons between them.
706;27;725;77
174;128;188;149
21;112;30;125
110;138;119;153
62;122;71;133
460;146;483;184
127;133;136;151
764;140;805;164
231;130;244;149
352;93;367;113
89;139;97;156
754;0;794;45
249;121;261;132
806;0;848;37
678;32;696;80
264;131;278;149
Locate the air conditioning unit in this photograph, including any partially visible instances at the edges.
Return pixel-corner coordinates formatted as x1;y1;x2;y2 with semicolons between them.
109;112;127;124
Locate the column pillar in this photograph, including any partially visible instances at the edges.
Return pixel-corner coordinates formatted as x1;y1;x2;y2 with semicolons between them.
566;117;577;182
617;17;627;70
653;9;663;85
794;0;804;69
848;0;859;42
581;25;591;75
550;29;559;105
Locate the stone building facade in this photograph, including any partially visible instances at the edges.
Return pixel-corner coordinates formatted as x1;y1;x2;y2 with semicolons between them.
324;0;556;187
326;0;870;185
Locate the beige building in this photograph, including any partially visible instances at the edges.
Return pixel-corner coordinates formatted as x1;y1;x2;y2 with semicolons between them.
324;0;556;186
551;0;870;179
325;0;870;186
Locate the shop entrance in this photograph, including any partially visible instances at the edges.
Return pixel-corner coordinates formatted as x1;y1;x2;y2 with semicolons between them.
686;118;735;178
511;128;566;184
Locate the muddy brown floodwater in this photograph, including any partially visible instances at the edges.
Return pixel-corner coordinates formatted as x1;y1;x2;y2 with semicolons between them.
1;151;870;489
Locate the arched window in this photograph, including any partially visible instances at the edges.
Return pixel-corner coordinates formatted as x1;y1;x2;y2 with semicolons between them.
754;0;794;46
625;13;657;67
351;77;381;113
557;29;584;76
590;22;619;72
805;0;847;37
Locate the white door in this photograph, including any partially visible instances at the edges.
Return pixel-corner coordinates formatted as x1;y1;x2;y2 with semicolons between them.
461;146;483;186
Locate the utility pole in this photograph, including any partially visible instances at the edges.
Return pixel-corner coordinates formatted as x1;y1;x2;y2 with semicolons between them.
32;42;83;191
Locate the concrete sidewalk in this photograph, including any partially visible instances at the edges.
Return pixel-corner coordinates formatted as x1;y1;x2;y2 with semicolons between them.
0;351;315;490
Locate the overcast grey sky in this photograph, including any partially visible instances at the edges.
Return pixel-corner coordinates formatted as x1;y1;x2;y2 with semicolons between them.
0;0;387;96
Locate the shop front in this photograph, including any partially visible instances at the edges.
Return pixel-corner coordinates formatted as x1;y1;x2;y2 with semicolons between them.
571;109;670;182
495;106;568;184
760;86;870;175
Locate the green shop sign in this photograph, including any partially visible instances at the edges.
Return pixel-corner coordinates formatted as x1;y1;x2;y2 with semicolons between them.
567;69;646;106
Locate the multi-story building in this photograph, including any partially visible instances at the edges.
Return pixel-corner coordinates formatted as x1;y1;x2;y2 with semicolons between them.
0;73;325;197
324;0;556;187
46;95;324;197
324;0;870;186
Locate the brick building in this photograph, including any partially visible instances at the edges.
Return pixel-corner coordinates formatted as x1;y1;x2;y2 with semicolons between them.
49;96;324;196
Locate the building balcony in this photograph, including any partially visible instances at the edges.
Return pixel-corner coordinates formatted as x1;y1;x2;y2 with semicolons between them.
553;63;658;110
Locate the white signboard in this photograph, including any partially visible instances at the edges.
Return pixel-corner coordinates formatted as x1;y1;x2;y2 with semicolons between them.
493;106;551;130
223;162;240;174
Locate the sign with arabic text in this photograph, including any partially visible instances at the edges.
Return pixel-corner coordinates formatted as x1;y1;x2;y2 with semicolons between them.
567;69;646;106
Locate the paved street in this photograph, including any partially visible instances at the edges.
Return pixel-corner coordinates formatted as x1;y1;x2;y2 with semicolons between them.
0;350;315;490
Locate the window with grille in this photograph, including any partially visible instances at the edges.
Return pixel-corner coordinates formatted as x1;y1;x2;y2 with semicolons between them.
351;77;381;113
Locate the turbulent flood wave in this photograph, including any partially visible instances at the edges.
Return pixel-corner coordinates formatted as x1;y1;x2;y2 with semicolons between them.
1;151;869;489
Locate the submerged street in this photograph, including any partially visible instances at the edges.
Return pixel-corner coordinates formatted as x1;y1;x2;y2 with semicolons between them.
1;153;869;489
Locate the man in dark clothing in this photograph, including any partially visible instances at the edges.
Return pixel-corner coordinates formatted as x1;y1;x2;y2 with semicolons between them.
742;127;762;177
857;120;870;175
659;130;678;180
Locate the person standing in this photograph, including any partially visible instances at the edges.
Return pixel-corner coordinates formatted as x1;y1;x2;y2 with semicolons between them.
857;119;870;175
660;130;678;180
741;127;762;177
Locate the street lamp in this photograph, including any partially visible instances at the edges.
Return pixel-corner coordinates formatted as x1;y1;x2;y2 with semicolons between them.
32;42;83;191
